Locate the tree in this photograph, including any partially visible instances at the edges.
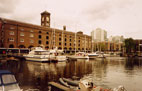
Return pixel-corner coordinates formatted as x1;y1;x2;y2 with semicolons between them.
124;38;135;53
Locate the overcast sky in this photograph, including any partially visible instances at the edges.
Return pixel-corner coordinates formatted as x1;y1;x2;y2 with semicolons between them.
0;0;142;39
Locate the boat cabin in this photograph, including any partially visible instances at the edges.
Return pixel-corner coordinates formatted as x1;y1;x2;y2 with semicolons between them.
0;70;21;91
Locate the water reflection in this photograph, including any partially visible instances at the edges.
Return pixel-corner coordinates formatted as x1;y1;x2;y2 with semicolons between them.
0;57;142;91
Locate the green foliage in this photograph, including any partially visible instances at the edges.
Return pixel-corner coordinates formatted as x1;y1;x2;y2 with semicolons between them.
124;38;135;53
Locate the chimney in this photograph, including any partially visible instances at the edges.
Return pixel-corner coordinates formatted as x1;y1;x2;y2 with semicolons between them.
63;25;66;31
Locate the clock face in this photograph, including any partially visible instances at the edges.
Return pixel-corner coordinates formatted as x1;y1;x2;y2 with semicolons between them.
46;17;49;21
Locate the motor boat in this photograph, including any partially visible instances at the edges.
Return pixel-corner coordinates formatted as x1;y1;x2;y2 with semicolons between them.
23;47;56;62
49;47;67;62
0;70;22;91
67;52;89;61
88;52;99;59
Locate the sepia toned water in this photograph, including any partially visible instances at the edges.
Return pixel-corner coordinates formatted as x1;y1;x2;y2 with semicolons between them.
0;57;142;91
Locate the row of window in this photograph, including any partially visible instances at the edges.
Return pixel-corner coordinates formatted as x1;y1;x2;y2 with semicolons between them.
9;31;49;35
58;43;84;47
9;31;34;37
8;38;34;43
8;38;89;48
10;26;50;34
8;38;50;45
9;31;90;42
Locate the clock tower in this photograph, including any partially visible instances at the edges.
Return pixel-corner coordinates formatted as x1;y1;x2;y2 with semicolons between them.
41;11;50;27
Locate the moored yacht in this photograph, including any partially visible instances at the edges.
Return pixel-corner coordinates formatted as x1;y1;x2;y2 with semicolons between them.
67;52;89;60
23;47;56;62
49;47;67;62
88;52;99;59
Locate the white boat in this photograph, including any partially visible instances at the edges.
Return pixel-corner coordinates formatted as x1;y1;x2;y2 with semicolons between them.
49;47;67;62
95;51;106;58
88;52;99;59
68;52;89;60
0;70;22;91
97;54;105;58
79;80;127;91
23;47;56;62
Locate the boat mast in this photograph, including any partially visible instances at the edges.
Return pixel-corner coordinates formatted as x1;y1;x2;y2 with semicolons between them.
75;33;76;54
92;40;93;52
54;28;55;48
62;30;64;50
85;35;86;53
53;23;56;49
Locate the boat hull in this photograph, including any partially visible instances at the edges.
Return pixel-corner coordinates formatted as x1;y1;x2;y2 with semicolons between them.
25;57;50;62
67;56;89;60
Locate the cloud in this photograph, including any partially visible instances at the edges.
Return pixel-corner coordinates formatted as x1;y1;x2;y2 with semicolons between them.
83;0;133;22
0;0;19;14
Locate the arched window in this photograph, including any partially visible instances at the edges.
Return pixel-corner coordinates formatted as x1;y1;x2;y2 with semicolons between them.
28;45;34;48
9;44;14;48
19;45;25;48
69;47;72;50
45;46;49;49
64;47;67;50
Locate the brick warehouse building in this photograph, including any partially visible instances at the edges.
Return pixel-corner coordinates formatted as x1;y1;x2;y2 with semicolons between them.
0;11;92;53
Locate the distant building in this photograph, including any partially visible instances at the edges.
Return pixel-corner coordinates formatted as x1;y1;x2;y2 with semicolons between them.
93;41;123;52
91;28;107;42
108;36;124;43
0;11;92;53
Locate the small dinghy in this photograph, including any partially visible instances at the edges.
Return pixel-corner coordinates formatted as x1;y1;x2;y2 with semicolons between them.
62;78;79;86
59;78;70;87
